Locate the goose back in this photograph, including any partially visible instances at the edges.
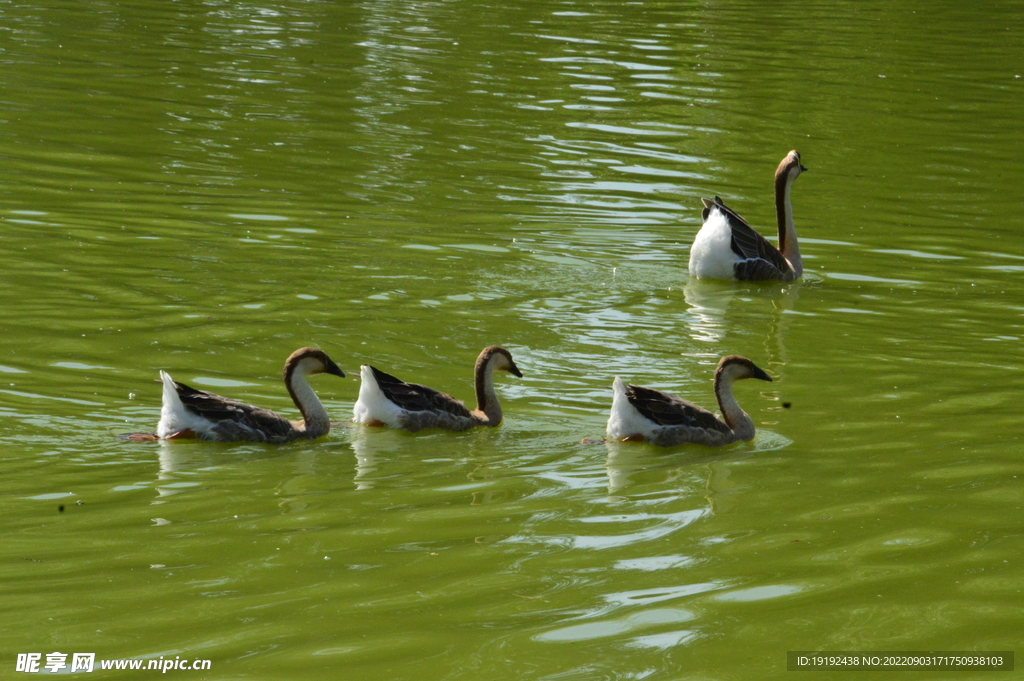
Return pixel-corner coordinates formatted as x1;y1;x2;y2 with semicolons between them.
706;197;796;281
161;375;299;443
369;366;473;418
354;346;522;432
356;365;481;432
623;383;730;433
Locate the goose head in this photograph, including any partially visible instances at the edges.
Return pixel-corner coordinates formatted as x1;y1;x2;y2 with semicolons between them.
284;347;346;380
477;346;523;378
715;355;773;384
776;150;808;184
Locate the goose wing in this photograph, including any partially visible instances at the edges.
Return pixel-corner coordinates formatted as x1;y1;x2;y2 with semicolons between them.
624;383;731;434
172;380;296;441
705;197;794;280
368;366;472;418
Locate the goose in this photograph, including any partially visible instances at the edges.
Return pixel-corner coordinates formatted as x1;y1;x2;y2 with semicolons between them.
354;346;522;431
157;347;345;443
689;150;808;281
607;355;772;447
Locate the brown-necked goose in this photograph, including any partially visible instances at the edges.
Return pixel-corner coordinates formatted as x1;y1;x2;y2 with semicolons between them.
354;346;522;431
689;150;808;282
157;347;345;443
607;355;772;447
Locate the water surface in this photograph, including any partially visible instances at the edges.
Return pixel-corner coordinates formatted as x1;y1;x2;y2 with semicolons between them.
2;1;1023;679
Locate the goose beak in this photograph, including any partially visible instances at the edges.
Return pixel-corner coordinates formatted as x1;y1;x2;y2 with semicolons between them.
752;367;773;382
325;359;346;378
799;164;808;172
508;362;523;378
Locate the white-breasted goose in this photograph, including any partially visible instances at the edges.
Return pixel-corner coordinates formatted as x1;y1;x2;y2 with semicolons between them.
157;347;345;443
607;355;772;447
689;150;808;282
353;346;522;432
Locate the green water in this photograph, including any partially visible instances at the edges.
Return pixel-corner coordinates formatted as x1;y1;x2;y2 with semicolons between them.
2;0;1022;678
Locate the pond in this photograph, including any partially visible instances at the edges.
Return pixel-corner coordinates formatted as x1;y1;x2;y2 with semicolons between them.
2;1;1021;678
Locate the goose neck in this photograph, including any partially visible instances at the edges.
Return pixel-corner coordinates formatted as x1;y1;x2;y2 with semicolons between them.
714;372;754;439
285;368;330;438
474;356;503;425
774;172;803;275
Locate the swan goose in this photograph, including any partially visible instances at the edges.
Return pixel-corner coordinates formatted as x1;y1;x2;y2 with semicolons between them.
689;150;808;282
157;347;345;443
607;355;772;447
354;346;522;431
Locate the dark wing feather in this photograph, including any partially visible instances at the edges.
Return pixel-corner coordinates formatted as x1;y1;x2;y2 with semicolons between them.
173;380;297;442
625;384;730;434
368;366;473;419
712;197;793;280
734;258;791;281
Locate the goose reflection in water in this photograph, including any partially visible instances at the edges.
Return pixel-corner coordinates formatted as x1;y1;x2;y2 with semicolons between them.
603;430;792;496
682;278;801;348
